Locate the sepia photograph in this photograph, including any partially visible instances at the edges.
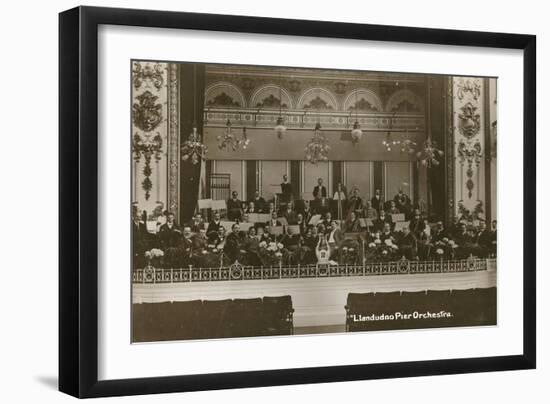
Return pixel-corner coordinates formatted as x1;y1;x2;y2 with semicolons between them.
131;61;497;343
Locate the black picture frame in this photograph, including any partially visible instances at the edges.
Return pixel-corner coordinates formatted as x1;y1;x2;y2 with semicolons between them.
59;5;536;398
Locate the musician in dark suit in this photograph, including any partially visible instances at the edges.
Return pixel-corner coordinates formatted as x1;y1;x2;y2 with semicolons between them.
280;174;293;203
188;213;205;233
394;188;411;216
344;211;361;233
225;223;246;262
282;202;298;225
206;211;222;236
347;187;363;217
266;211;282;227
245;201;258;214
296;213;307;235
313;178;327;199
132;208;149;268
371;188;383;212
374;209;393;232
251;190;266;213
227;191;243;221
300;200;313;224
158;212;182;250
397;225;417;260
178;225;195;265
409;209;426;238
472;220;493;257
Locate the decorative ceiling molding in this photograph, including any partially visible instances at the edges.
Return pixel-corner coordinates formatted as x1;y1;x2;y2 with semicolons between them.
249;84;293;109
386;89;424;113
297;87;338;110
343;88;383;112
205;81;246;108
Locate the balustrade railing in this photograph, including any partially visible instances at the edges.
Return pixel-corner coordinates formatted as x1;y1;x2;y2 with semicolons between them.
133;257;494;284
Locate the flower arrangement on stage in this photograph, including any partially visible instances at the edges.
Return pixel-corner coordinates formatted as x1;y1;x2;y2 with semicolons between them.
144;248;164;266
181;127;208;164
305;123;330;164
433;237;458;259
258;240;286;266
364;236;399;261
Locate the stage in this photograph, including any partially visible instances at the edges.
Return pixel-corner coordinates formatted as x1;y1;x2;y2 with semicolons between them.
133;258;496;327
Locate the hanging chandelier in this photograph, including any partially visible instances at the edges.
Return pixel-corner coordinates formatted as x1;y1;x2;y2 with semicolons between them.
382;131;399;151
417;139;444;167
273;73;287;139
181;65;208;164
305;122;330;164
217;119;250;151
350;89;363;144
416;77;444;168
181;127;208;164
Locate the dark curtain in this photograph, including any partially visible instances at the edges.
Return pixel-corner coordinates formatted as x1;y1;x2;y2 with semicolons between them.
427;75;446;222
179;63;206;225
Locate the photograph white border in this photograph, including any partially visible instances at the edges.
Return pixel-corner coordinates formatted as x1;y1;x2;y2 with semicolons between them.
98;24;523;381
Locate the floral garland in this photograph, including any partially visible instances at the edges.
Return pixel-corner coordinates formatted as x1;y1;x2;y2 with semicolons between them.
132;133;163;200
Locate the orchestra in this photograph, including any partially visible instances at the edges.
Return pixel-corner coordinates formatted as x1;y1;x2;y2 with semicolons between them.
133;186;496;269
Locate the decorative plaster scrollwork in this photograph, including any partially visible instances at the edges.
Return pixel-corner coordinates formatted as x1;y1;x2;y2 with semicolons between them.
456;78;481;101
457;140;483;199
458;102;481;140
168;63;179;218
132;62;165;91
133;91;163;132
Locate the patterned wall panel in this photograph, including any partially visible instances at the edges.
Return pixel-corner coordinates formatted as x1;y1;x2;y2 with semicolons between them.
452;77;485;216
131;61;169;219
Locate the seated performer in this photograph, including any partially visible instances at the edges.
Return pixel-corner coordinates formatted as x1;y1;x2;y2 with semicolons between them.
206;210;222;236
431;221;447;243
245;201;258;214
397;225;417;260
227;191;243;221
344;210;361;233
409;209;426;238
188;213;205;232
132;207;149;268
380;222;396;244
176;226;195;266
281;225;305;264
472;220;492;258
192;228;208;252
208;226;227;251
388;200;400;215
266;211;282;227
347;187;363;217
319;211;333;228
251;190;266;213
296;213;307;235
282;202;298;225
371;188;383;212
225;223;246;262
374;209;393;232
158;211;182;250
364;200;378;221
394;188;411;216
301;200;313;225
243;227;262;266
